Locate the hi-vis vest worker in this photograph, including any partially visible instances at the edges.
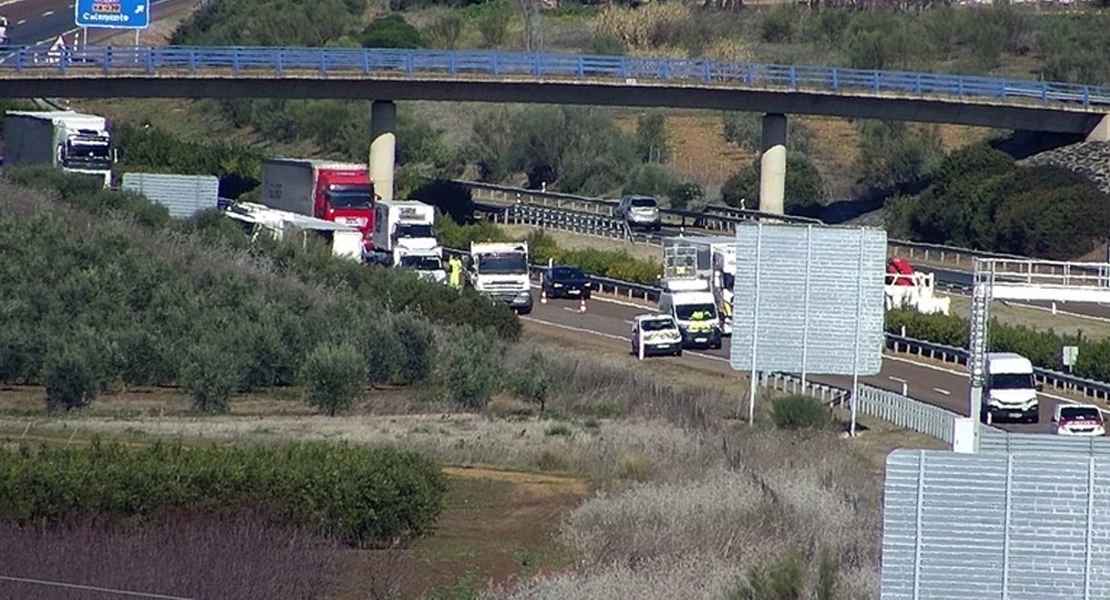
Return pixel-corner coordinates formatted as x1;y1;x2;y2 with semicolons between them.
448;255;463;289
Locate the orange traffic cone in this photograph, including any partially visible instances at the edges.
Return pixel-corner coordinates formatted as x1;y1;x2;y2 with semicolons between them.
578;297;586;313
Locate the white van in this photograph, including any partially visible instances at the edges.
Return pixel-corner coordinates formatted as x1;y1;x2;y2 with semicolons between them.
981;352;1041;424
659;278;722;350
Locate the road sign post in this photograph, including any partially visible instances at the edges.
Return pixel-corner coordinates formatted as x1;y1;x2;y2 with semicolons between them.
75;0;150;30
730;222;886;430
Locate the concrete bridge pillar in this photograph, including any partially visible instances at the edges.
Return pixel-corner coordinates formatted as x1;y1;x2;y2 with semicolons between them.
1086;114;1110;142
759;113;787;215
369;100;397;202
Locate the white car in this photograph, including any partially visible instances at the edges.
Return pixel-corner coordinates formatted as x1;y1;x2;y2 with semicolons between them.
616;195;661;231
1053;404;1106;436
630;314;683;359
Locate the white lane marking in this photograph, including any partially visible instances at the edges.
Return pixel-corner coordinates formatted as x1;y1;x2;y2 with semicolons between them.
41;10;54;16
16;18;26;25
889;376;907;383
933;388;950;395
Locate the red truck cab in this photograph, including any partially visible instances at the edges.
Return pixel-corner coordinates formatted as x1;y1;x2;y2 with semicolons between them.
314;167;376;250
260;158;376;253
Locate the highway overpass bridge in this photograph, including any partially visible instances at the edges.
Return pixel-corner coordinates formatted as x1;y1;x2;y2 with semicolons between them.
2;45;1109;211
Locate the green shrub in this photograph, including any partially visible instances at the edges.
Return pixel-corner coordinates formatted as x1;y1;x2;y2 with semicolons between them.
360;15;424;49
510;351;552;412
726;552;805;600
770;395;834;430
416;179;477;225
476;0;512;47
442;327;503;408
424;14;464;49
590;33;625;56
722;151;826;216
43;348;99;412
884;307;1110;382
0;441;448;547
300;341;367;416
180;330;247;414
391;313;437;386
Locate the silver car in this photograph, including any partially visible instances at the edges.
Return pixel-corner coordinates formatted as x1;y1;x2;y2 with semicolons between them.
617;195;661;231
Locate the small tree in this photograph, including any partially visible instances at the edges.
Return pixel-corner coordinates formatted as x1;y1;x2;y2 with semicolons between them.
423;14;463;49
301;341;367;417
721;151;825;216
43;349;99;412
668;182;704;211
391;313;436;385
180;334;245;414
476;0;512;47
360;15;423;49
510;351;551;412
442;327;503;409
363;320;403;387
635;112;668;163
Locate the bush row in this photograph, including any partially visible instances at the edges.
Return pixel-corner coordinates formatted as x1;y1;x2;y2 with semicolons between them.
886;307;1110;382
0;167;520;414
0;441;447;547
887;143;1110;260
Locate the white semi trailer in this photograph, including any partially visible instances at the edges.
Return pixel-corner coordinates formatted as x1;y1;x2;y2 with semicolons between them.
3;110;114;187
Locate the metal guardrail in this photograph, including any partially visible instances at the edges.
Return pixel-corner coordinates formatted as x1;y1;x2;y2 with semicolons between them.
886;333;1110;401
465;179;816;234
502;202;631;242
464;180;1108;282
855;386;965;444
760;372;847;406
761;371;1006;444
3;46;1110;108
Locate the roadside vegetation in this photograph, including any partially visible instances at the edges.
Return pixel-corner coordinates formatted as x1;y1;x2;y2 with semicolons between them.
887;306;1110;382
0;169;900;598
73;0;1109;262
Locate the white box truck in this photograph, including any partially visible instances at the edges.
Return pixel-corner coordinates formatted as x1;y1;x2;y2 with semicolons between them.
467;241;532;314
3;110;114;187
369;200;437;259
366;199;446;282
662;236;736;336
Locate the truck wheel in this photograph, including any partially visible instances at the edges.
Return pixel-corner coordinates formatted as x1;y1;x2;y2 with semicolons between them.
517;306;533;316
674;349;683;357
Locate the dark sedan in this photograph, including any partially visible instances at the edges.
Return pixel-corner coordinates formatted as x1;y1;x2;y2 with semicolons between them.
540;265;592;300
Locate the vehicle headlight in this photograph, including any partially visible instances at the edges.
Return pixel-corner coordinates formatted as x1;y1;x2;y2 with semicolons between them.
553;282;563;287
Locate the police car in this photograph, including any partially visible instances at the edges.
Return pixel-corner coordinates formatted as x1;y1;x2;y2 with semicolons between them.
630;314;684;359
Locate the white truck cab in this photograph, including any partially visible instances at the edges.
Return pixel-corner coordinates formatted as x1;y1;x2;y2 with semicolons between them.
981;352;1041;424
397;248;447;284
659;278;722;350
630;314;683;359
468;242;533;314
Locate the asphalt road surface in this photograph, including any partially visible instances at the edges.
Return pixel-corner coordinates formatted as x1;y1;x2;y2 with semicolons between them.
526;290;1078;435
